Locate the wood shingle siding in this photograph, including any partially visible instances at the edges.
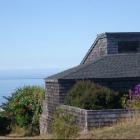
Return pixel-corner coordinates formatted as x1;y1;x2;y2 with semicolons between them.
40;32;140;134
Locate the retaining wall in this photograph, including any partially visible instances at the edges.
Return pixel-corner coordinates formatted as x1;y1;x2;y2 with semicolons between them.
59;105;140;131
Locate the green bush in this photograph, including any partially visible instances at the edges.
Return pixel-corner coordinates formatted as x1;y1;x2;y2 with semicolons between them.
120;94;130;109
64;81;122;110
52;109;79;139
1;86;45;136
120;94;140;109
127;95;140;109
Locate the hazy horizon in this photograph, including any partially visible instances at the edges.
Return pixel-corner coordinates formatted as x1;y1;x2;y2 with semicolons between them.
0;68;65;79
0;68;64;104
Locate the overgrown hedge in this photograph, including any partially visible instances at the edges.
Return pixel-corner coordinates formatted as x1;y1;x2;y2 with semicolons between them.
65;81;123;110
1;86;45;136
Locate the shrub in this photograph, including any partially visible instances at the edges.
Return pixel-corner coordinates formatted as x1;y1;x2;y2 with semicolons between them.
64;81;122;110
120;94;130;109
128;95;140;109
1;86;45;136
120;94;140;109
52;109;79;139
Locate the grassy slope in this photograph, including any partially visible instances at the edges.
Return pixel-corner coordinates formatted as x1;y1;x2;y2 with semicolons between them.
1;115;140;139
76;115;140;139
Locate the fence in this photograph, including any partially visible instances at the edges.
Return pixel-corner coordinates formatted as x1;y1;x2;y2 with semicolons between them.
59;105;140;131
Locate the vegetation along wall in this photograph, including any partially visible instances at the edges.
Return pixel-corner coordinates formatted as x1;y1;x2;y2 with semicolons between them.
59;105;140;131
40;78;140;134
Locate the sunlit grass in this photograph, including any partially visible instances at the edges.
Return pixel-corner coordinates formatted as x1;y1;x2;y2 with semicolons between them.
76;114;140;139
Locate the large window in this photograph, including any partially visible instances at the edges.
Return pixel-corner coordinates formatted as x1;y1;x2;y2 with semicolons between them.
118;41;139;53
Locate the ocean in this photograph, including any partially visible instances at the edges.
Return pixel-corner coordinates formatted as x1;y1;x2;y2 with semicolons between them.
0;69;63;105
0;78;44;105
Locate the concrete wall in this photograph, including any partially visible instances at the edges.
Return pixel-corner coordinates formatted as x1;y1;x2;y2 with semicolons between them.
59;105;140;131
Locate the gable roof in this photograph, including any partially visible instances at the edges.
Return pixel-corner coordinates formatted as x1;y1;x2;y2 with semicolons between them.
81;32;140;64
46;53;140;81
80;33;106;64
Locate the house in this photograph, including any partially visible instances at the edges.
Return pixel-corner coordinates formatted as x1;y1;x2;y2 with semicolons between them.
40;32;140;134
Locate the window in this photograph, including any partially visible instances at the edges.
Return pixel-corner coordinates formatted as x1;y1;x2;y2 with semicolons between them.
118;41;139;53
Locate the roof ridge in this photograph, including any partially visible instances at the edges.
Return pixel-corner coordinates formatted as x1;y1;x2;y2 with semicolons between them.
105;32;140;34
63;53;140;79
54;53;140;79
62;55;109;79
46;55;108;80
46;53;140;80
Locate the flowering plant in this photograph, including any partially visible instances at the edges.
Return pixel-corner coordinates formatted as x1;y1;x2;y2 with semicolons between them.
129;84;140;100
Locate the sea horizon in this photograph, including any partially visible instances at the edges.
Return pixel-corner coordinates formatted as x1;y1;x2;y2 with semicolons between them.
0;68;64;105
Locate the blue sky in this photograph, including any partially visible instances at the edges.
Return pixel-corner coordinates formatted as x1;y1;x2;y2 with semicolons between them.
0;0;140;70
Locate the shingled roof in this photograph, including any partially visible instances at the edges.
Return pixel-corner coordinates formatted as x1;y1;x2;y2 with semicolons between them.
46;53;140;81
81;32;140;64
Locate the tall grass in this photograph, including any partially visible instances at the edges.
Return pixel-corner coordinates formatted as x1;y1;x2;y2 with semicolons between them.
76;114;140;139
